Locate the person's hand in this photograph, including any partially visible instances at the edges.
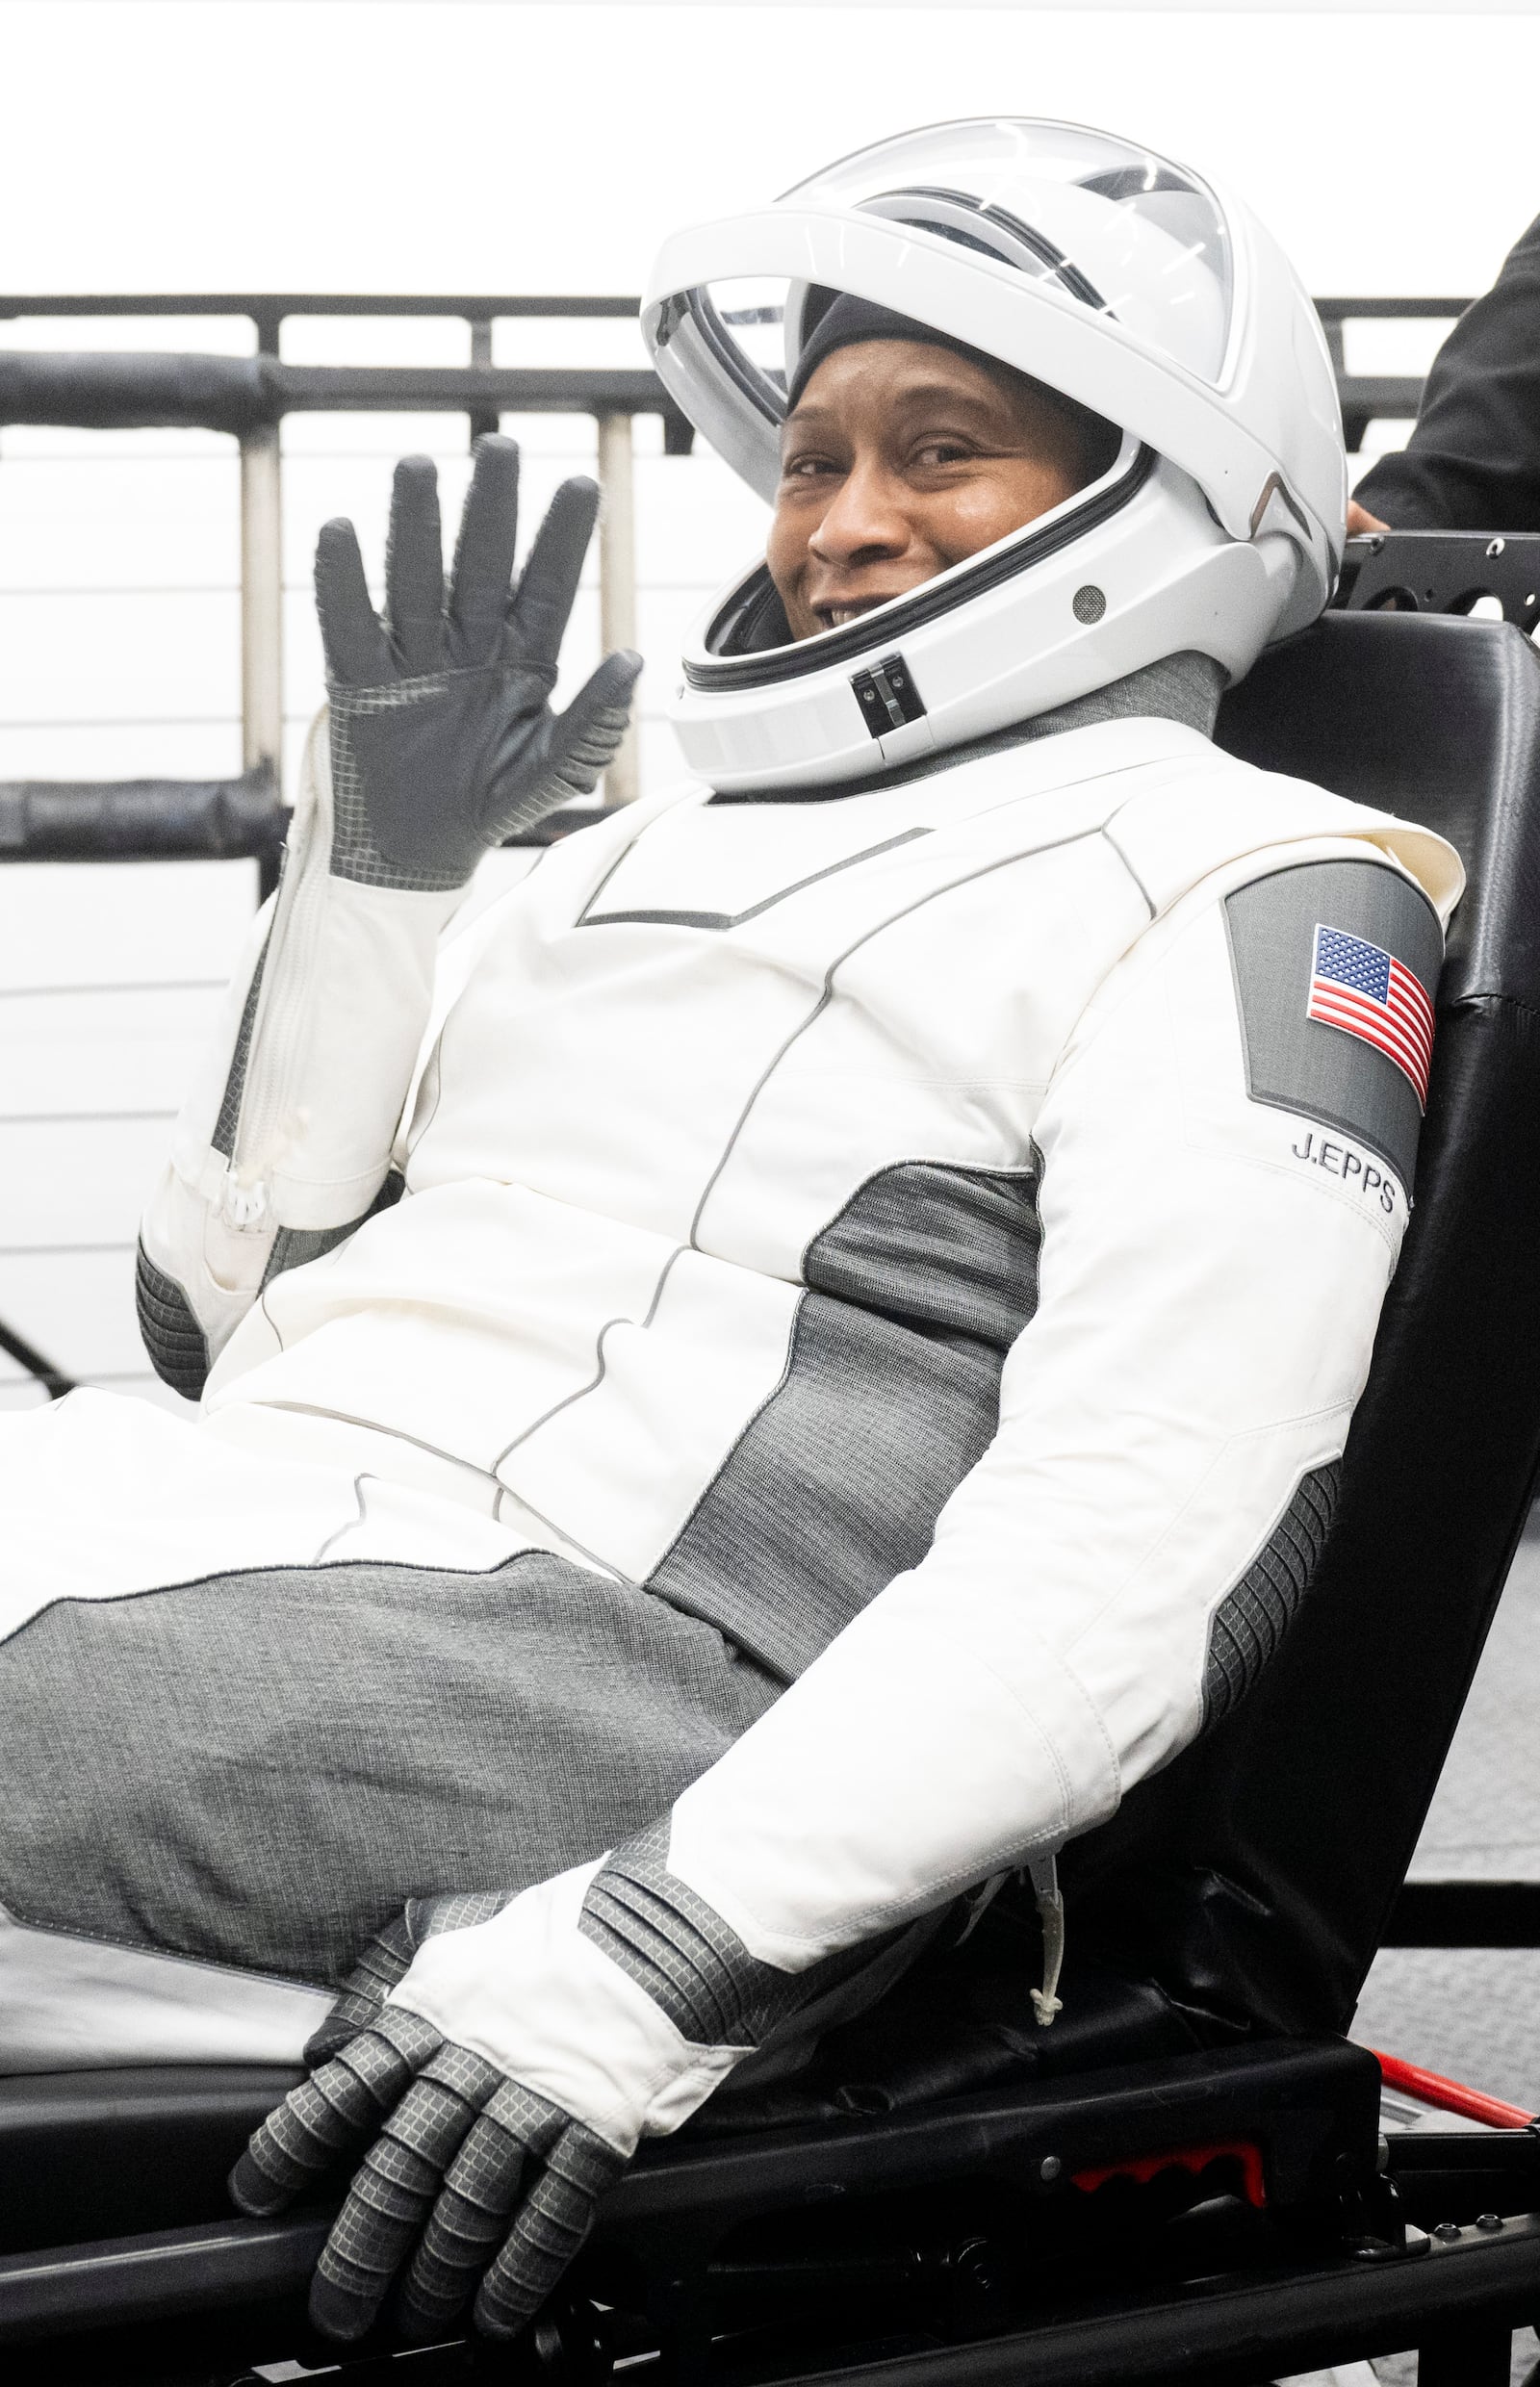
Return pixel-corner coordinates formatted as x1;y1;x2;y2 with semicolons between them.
229;1829;854;2345
1347;499;1390;536
299;1889;518;2066
317;435;642;894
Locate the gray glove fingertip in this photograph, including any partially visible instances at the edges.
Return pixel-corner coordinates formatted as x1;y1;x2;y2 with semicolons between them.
229;2143;295;2218
316;519;393;686
385;455;446;678
508;477;602;675
310;2248;388;2344
449;435;522;662
229;2064;361;2214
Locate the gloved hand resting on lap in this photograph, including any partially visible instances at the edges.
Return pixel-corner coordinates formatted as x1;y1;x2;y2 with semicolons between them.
231;1829;860;2344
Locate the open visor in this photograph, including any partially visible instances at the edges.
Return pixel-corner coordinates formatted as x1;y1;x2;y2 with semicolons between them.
648;119;1234;460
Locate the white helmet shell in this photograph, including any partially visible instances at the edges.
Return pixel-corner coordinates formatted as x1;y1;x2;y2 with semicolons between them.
642;118;1347;793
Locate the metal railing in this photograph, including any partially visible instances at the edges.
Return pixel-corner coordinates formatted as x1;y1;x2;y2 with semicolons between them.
0;288;1466;858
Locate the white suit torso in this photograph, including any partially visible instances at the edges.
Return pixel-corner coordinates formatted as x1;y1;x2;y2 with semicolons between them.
136;712;1459;1969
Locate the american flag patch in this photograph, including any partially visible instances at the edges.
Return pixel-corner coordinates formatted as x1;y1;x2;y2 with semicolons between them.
1307;924;1435;1109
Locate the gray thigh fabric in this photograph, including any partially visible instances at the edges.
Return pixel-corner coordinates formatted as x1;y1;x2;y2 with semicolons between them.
0;1553;781;1987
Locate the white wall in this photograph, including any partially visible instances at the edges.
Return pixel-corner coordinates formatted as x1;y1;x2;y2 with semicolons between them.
0;0;1529;1406
3;3;1536;296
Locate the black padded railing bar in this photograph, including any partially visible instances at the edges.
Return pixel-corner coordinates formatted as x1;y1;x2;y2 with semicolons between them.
0;765;284;865
0;290;643;326
0;292;1464;440
0;353;680;434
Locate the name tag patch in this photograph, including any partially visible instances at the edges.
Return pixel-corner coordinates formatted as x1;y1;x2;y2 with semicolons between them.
1290;1128;1400;1214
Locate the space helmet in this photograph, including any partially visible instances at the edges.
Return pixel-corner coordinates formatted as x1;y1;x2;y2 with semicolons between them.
642;117;1347;793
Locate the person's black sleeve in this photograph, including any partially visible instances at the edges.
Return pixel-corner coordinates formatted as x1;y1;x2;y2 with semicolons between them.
1354;210;1540;532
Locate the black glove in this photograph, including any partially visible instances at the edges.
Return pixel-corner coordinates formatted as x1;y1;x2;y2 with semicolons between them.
318;434;642;892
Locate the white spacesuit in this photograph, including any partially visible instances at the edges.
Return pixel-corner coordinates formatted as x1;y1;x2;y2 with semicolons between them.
0;120;1461;2343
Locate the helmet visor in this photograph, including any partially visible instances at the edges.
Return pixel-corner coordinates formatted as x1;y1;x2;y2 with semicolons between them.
665;117;1235;428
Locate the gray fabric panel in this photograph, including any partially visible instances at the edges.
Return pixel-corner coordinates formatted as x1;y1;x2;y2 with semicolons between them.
578;1817;911;2051
1224;859;1443;1193
1007;650;1226;746
649;1161;1040;1680
211;932;270;1161
134;1243;212;1399
0;1553;781;1986
260;1168;407;1291
808;1159;1040;1345
579;1816;772;2043
1202;1461;1342;1728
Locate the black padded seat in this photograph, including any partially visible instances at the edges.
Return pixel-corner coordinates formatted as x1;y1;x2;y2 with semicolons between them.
1065;611;1540;2040
0;1910;1194;2258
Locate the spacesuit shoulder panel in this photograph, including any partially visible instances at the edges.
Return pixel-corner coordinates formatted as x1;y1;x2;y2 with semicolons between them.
1103;749;1464;927
1224;854;1442;1191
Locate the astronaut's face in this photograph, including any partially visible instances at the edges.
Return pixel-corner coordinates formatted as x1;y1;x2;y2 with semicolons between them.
766;340;1088;642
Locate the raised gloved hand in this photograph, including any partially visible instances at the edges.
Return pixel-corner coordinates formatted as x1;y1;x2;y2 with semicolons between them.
318;433;642;892
230;1827;861;2345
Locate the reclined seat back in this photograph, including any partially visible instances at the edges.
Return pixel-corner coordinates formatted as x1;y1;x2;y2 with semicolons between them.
1062;609;1540;2040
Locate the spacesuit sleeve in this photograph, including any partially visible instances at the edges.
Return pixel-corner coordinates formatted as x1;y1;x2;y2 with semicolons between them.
658;841;1446;1973
135;713;463;1399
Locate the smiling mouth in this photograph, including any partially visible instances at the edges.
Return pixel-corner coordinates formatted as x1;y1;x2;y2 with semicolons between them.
813;597;896;631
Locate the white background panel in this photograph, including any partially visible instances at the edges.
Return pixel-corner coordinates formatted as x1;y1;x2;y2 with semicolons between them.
0;1248;146;1380
0;863;255;990
0;986;218;1117
0;591;242;725
0;723;244;781
0;1117;183;1249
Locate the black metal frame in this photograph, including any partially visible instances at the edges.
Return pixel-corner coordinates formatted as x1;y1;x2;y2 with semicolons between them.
4;2041;1540;2385
1339;528;1540;631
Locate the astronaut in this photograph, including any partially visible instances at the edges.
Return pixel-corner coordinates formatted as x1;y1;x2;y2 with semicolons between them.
0;121;1460;2343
